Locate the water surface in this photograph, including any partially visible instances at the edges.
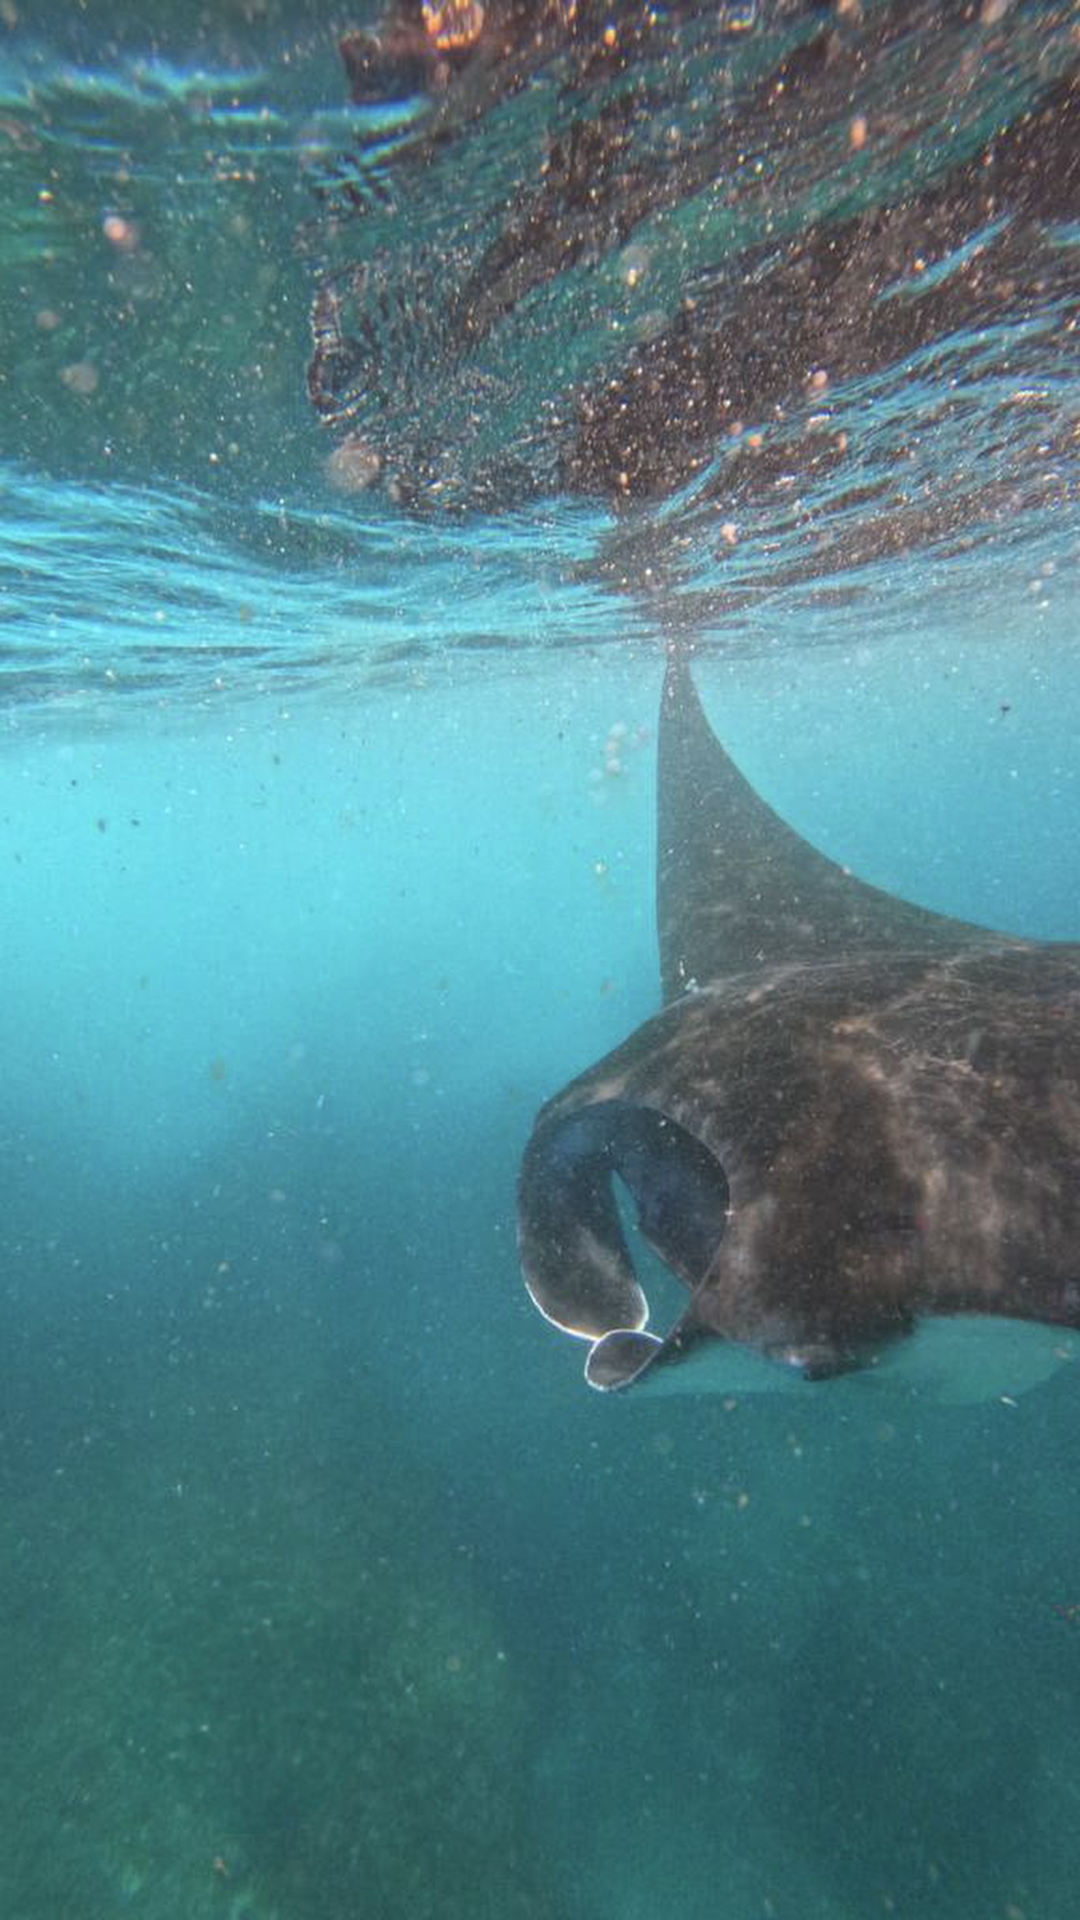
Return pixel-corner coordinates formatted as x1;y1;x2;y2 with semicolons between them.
2;5;1080;1918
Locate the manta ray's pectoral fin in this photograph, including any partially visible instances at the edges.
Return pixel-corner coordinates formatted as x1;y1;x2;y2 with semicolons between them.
657;642;1001;1000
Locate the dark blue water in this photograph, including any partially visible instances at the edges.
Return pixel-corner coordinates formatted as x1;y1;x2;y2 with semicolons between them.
2;5;1080;1918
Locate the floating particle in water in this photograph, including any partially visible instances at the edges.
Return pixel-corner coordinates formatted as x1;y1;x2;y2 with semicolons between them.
423;2;486;54
603;719;627;775
60;360;99;395
102;212;140;252
589;718;649;797
327;433;383;492
0;106;36;147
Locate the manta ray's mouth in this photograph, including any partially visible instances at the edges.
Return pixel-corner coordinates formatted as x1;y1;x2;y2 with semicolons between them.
517;1098;730;1346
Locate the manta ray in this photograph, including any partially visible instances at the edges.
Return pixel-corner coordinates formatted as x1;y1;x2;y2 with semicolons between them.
517;648;1080;1398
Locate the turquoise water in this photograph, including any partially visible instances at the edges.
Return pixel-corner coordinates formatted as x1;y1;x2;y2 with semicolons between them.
3;4;1080;1917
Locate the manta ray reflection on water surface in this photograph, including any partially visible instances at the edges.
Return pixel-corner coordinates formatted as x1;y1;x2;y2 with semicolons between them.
517;649;1080;1398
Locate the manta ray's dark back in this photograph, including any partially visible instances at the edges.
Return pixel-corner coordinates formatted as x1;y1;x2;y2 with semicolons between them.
518;648;1080;1393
